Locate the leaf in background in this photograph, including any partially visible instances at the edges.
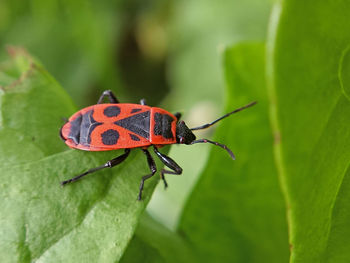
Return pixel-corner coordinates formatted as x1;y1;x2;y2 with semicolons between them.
0;49;160;263
148;0;275;231
168;0;274;109
0;0;123;106
178;43;289;262
120;213;198;263
267;2;350;262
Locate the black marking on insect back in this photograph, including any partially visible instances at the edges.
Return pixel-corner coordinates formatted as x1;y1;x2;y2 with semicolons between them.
101;129;119;145
154;113;174;139
129;133;141;141
115;111;150;139
79;110;103;146
104;106;121;117
154;113;162;135
68;114;82;144
131;108;142;113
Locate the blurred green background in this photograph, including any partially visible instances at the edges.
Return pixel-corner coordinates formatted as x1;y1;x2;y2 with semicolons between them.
0;0;273;230
2;0;350;262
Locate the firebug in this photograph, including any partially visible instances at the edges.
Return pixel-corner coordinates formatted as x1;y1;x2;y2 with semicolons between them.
60;90;256;200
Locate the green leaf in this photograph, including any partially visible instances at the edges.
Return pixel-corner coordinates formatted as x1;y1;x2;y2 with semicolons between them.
148;0;275;231
120;213;198;263
178;42;289;262
0;49;160;263
267;2;350;262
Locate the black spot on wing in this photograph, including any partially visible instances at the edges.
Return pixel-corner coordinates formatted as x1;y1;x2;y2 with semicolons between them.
104;106;121;117
101;129;119;145
154;113;174;139
115;111;150;139
68;114;82;144
154;113;162;136
79;110;103;146
129;133;141;141
131;108;142;113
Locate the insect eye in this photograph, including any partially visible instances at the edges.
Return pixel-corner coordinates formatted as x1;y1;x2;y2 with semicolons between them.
180;137;185;144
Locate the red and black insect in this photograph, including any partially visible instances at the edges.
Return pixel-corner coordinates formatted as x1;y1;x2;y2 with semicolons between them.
60;90;256;200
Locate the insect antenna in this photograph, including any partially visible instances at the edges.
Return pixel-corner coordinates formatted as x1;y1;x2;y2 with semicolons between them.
191;139;235;160
190;101;257;131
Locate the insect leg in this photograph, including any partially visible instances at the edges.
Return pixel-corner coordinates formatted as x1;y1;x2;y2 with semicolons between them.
97;90;120;104
61;149;130;185
153;146;183;189
137;149;157;201
139;98;147;105
138;148;157;200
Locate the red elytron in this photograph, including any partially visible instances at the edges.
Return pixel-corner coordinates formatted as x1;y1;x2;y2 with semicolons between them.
60;90;256;200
